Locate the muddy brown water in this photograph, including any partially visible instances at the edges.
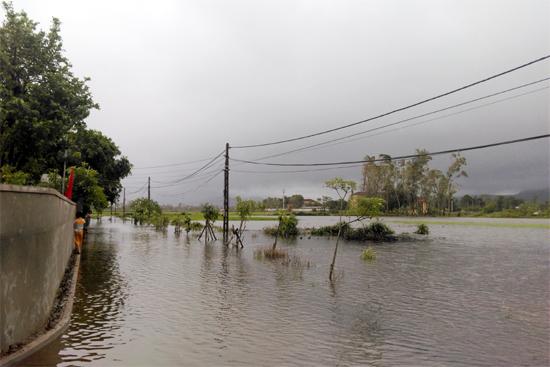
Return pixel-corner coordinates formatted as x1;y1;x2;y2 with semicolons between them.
20;217;549;366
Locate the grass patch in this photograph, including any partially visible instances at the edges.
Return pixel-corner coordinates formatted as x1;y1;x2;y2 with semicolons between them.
361;247;376;261
254;247;288;259
388;219;550;229
414;223;429;235
281;255;311;269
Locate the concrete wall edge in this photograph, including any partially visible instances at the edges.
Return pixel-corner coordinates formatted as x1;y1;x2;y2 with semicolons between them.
0;254;81;367
0;184;75;206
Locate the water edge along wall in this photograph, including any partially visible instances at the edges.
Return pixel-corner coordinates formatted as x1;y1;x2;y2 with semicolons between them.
0;184;75;354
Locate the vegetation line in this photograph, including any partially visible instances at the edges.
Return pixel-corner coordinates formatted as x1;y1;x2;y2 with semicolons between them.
386;220;550;229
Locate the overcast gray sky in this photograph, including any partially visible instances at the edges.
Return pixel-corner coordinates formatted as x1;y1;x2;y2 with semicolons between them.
7;0;550;204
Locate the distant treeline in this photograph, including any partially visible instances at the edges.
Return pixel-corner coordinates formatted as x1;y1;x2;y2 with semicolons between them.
359;150;467;215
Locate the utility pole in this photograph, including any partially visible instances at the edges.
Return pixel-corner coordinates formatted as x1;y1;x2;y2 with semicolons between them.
61;149;68;193
223;142;229;245
148;176;151;201
122;187;126;222
282;189;286;210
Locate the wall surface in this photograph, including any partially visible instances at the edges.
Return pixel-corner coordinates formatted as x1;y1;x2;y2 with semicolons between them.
0;184;75;353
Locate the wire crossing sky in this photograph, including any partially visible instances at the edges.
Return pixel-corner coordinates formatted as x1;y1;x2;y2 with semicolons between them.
12;0;548;203
231;55;550;148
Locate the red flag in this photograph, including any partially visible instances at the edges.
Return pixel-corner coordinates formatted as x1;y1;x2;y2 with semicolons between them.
64;167;75;200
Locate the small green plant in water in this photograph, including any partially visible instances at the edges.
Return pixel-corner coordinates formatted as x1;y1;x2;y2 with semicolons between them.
415;223;429;235
151;214;170;230
361;247;376;261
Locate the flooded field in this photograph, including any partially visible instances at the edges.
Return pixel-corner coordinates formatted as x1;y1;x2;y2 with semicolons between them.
21;217;549;366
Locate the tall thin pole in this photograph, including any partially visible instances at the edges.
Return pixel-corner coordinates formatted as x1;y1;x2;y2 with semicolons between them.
282;189;285;210
223;142;230;245
148;176;151;200
61;149;68;193
122;187;126;222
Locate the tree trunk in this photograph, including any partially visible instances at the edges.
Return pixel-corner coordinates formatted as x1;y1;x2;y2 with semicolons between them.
329;201;345;281
272;220;281;251
329;224;343;281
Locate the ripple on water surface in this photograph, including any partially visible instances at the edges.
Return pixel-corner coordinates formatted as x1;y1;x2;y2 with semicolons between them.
20;218;550;366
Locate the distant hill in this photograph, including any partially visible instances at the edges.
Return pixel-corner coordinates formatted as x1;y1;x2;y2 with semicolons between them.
514;188;550;203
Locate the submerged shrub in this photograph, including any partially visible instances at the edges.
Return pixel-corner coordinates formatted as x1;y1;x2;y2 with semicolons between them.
263;213;299;238
361;247;376;261
279;213;299;237
151;214;170;230
310;222;350;236
263;226;279;236
365;221;394;240
254;246;288;259
189;221;204;232
415;223;429;235
310;221;395;242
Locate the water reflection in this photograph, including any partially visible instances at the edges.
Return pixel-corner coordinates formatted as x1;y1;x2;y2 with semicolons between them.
22;221;128;366
20;218;549;366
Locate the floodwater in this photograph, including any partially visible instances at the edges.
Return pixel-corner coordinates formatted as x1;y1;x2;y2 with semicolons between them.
21;217;549;366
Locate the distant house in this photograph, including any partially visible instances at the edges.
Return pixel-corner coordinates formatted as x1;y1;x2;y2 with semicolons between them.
295;198;322;212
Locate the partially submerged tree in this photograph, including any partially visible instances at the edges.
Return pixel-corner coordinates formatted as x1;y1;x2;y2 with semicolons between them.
328;196;384;280
271;211;299;250
325;177;357;281
130;198;161;225
171;212;192;234
232;196;256;247
198;203;218;243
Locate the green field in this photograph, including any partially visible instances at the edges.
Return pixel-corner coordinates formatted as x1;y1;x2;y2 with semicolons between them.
386;219;550;229
114;211;277;222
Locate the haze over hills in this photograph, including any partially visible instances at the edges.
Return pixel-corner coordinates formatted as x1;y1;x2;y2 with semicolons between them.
513;188;550;203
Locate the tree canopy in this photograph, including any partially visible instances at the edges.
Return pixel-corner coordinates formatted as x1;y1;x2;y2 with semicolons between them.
360;151;467;214
0;3;131;207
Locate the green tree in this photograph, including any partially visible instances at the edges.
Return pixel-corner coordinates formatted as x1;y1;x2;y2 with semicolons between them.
130;197;161;225
445;153;467;213
288;194;304;209
328;196;385;280
70;163;108;214
0;2;98;178
0;164;29;184
325;177;357;281
67;128;131;204
325;178;357;213
271;211;299;250
235;196;255;231
404;149;432;214
199;203;219;242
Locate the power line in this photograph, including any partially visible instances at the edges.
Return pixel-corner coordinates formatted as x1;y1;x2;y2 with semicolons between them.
230;134;550;167
151;162;225;188
238;82;549;162
231;55;550;149
244;87;550;161
126;181;148;195
159;169;224;198
312;86;549;154
232;164;366;174
132;155;222;170
158;150;224;185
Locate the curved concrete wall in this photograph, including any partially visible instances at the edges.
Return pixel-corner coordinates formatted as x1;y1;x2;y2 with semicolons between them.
0;184;75;354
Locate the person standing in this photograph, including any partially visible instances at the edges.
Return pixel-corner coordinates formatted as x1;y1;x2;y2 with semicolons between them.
74;212;86;254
